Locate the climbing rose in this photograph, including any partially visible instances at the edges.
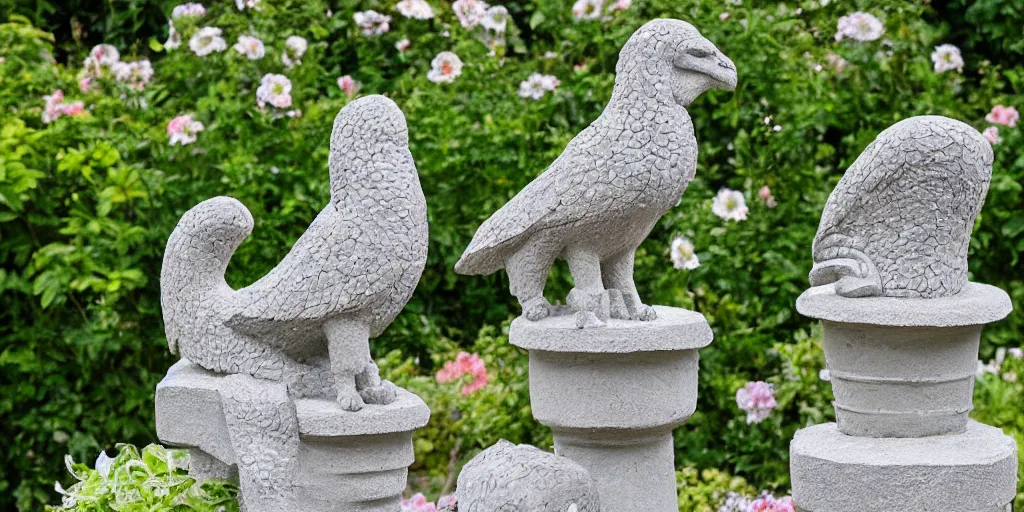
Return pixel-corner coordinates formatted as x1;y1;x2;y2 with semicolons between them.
986;105;1019;127
982;126;1001;145
452;0;488;28
171;2;206;18
931;44;964;73
337;75;358;96
233;35;265;60
835;12;884;42
736;381;777;424
395;38;411;52
354;10;392;36
480;5;509;32
189;27;227;56
396;0;434;20
572;0;604;20
712;188;749;222
518;73;560;100
282;36;308;68
436;352;488;395
400;493;437;512
167;114;205;146
670;237;700;270
256;73;292;109
427;51;463;83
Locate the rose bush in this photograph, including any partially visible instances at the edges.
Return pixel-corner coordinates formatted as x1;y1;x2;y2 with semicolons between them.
1;0;1022;510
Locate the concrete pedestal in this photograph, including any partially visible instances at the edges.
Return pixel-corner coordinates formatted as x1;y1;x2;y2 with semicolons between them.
790;421;1016;512
156;360;430;512
510;306;714;512
792;283;1016;511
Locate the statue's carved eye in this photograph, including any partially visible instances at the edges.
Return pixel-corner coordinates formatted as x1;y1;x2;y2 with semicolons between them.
686;47;713;58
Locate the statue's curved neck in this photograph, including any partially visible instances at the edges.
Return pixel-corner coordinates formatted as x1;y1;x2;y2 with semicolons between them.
605;72;686;119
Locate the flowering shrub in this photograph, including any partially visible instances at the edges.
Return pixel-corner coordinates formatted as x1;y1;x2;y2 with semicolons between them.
1;0;1023;510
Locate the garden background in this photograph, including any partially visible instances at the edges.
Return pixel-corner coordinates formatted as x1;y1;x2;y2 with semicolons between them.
1;0;1023;510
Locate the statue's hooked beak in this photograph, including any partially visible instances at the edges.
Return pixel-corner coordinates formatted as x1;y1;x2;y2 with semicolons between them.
712;53;738;91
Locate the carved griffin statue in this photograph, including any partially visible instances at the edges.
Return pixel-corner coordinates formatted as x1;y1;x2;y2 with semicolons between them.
160;95;428;411
809;116;993;298
455;19;737;328
453;440;600;512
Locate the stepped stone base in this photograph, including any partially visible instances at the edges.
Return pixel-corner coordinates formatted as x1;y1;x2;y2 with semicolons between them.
156;359;430;512
790;420;1017;512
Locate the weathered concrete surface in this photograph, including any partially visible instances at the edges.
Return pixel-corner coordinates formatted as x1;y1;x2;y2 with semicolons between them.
456;18;737;328
809;116;993;299
511;305;712;512
455;440;601;512
156;359;430;512
791;421;1017;512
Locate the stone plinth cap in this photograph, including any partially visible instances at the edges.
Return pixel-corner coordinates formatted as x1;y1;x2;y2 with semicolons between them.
796;282;1011;327
790;420;1018;511
510;306;713;353
296;391;429;437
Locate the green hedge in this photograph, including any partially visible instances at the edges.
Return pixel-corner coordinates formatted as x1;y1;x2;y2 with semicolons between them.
1;0;1022;509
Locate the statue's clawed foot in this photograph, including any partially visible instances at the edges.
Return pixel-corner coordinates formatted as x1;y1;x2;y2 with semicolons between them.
361;380;398;405
521;297;553;321
567;288;609;329
607;289;630;320
338;391;366;412
621;292;657;321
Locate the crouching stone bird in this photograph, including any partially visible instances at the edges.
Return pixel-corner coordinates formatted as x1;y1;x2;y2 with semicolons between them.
454;19;737;328
809;116;993;298
160;94;428;411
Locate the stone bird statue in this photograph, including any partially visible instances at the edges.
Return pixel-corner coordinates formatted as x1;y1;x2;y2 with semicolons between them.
160;95;428;411
453;440;601;512
809;116;993;298
455;19;737;328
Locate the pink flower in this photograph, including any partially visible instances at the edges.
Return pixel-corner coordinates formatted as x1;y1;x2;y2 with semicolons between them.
337;75;358;96
60;102;85;116
256;73;292;109
610;0;632;11
396;38;411;52
400;493;438;512
758;185;777;208
436;352;488;395
719;12;731;21
167;114;205;146
79;77;93;92
437;495;457;510
452;0;488;28
982;126;1001;145
749;495;796;512
986;105;1019;128
42;90;86;123
736;381;777;424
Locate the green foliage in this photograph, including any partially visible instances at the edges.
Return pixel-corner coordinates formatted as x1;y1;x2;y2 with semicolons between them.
1;0;1022;510
47;443;238;511
676;466;757;512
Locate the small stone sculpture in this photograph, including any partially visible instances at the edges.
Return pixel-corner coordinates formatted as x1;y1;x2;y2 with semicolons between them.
455;19;737;328
160;94;428;411
454;440;600;512
809;116;993;298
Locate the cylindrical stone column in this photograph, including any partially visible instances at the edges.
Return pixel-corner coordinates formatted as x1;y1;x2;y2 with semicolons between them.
790;282;1017;512
510;306;713;512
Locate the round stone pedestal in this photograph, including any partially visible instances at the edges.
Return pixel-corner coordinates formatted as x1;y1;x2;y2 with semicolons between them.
790;421;1017;512
510;306;713;512
797;283;1012;438
156;360;430;512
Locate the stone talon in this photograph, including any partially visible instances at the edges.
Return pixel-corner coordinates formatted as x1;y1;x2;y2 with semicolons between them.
607;289;630;320
360;380;398;405
634;304;657;322
523;297;553;321
574;311;607;329
338;392;365;412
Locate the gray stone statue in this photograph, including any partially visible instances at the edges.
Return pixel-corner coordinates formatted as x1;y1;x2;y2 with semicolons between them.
453;440;601;512
160;94;428;411
809;116;993;298
455;19;737;328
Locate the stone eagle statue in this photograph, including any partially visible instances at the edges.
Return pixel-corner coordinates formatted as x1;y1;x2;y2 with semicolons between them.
160;95;428;411
809;116;993;298
455;19;737;328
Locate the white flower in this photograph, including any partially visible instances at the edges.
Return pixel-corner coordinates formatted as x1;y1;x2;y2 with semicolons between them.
518;73;560;100
712;188;749;222
189;27;227;56
233;35;265;60
480;5;509;32
453;0;488;28
82;44;120;74
235;0;261;10
819;369;831;382
111;59;154;90
982;126;1001;145
611;0;632;11
168;114;205;146
1009;348;1023;359
164;22;181;50
256;73;293;108
543;51;558;59
835;12;884;42
427;51;463;83
354;10;392;36
396;38;411;52
94;451;115;480
171;3;206;18
931;44;964;74
572;0;604;21
282;35;308;68
396;0;435;19
670;237;700;270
